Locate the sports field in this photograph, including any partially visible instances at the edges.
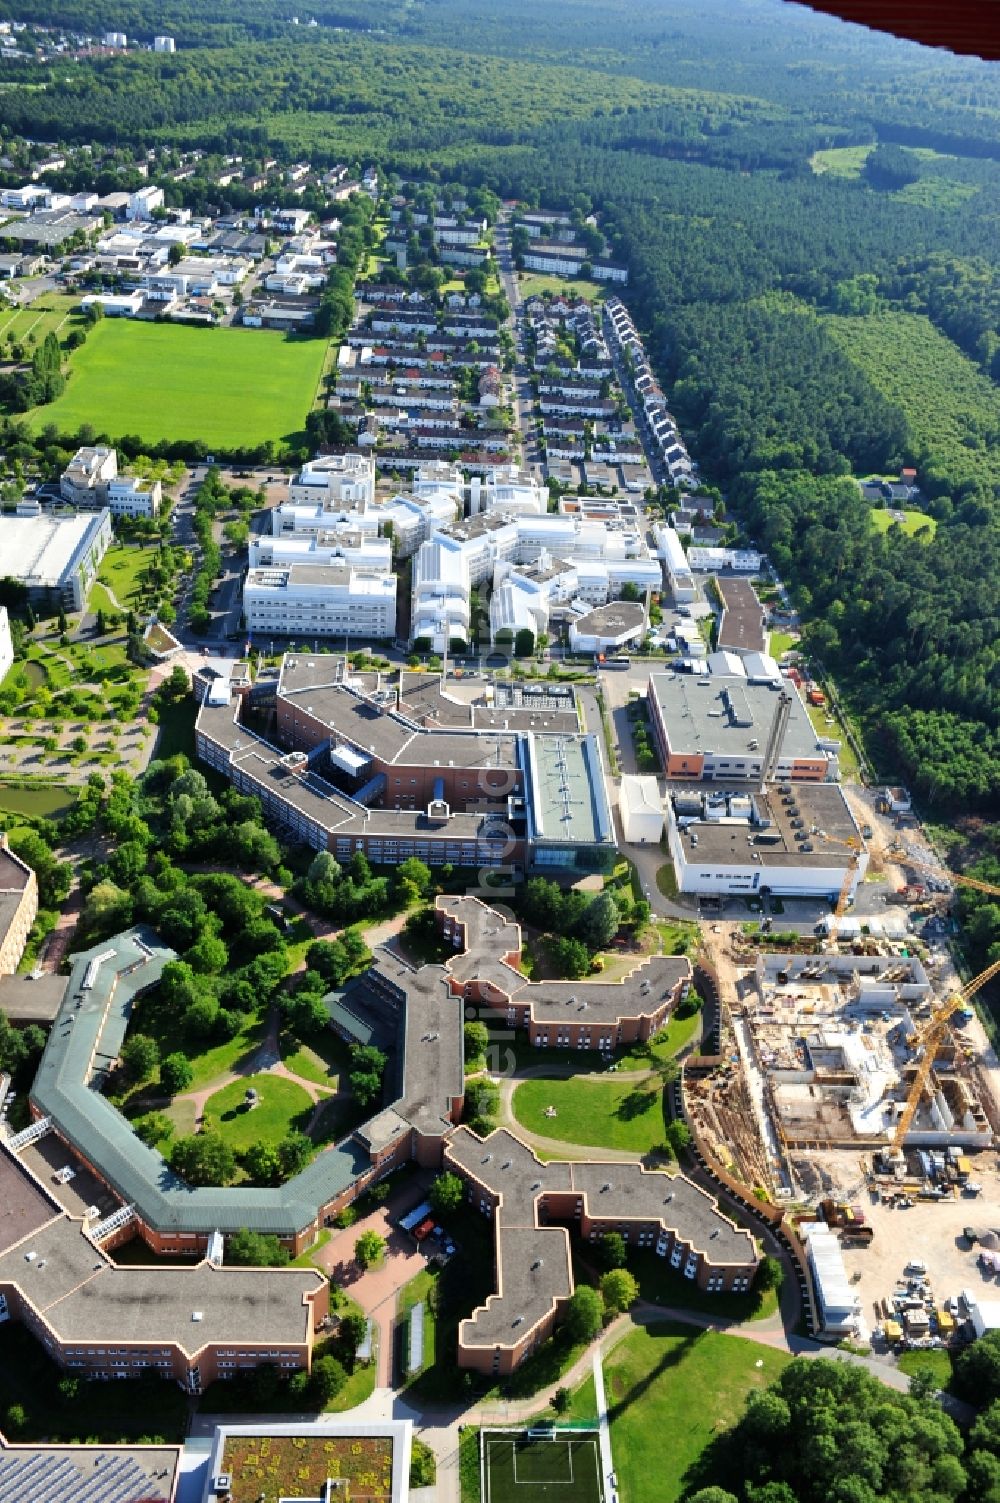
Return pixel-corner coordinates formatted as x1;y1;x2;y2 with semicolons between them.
28;319;329;449
483;1431;603;1503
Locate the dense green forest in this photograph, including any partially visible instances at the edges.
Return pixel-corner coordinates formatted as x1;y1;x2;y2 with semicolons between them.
2;0;1000;842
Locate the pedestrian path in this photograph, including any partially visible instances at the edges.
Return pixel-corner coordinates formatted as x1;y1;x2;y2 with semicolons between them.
592;1346;614;1496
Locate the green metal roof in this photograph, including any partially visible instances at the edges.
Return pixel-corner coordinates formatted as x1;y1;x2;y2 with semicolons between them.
30;930;367;1238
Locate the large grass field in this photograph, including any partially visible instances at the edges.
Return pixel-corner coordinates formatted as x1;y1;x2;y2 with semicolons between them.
593;1324;790;1503
28;319;329;449
511;1075;667;1153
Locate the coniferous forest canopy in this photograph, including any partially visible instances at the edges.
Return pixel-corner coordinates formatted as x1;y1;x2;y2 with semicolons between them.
1;0;1000;822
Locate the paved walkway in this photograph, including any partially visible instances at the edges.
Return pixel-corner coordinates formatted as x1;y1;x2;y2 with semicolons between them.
592;1346;613;1494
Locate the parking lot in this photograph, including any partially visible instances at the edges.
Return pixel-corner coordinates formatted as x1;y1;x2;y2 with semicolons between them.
841;1166;1000;1344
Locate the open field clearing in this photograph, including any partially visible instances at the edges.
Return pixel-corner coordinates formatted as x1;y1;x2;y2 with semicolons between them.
28;320;329;448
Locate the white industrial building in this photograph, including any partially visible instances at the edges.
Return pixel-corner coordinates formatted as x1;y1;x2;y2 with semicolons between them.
805;1222;862;1339
0;606;12;685
0;510;112;609
664;783;868;901
153;34;176;51
657;525;697;603
469;468;547;516
244;562;397;641
619;775;664;844
412;507;661;652
687;546;762;573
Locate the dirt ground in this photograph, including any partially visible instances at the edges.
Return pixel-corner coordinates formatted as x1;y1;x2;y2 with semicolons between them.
840;1162;1000;1334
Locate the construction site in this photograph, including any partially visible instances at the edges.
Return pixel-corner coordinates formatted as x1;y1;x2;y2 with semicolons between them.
688;947;994;1203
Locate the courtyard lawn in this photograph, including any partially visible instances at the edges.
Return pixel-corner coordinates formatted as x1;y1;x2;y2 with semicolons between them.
399;1266;438;1381
203;1074;314;1153
28;319;330;450
511;1075;667;1153
590;1324;791;1503
282;1031;352;1091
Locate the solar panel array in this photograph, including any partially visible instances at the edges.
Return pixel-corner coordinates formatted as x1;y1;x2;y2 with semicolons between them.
0;1452;170;1503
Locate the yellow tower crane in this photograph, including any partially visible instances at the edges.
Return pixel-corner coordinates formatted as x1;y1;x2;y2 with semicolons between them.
893;957;1000;1142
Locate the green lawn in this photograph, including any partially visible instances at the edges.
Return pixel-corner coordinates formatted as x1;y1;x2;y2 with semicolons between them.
282;1030;352;1090
153;696;198;761
203;1074;315;1152
0;293;81;346
592;1324;791;1503
517;272;605;302
617;1009;700;1070
804;700;860;780
29;320;330;449
768;629;799;658
655;862;679;900
895;1347;955;1392
98;542;162;607
809;144;875;177
511;1076;667;1153
869;506;937;540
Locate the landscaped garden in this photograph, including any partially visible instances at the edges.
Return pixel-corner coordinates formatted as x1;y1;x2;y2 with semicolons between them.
29;320;330;449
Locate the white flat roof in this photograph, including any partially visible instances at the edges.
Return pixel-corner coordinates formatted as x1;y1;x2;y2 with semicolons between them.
0;511;108;589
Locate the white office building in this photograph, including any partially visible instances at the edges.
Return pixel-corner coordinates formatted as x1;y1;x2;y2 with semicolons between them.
153;34;176;51
249;533;391;571
286;453;376;510
244;562;397;641
126;186;165;221
105;476;161;518
60;445;118;505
